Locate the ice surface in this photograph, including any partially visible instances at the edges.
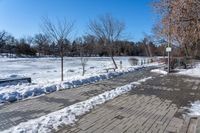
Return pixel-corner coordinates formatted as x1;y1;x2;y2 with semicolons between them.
0;57;152;84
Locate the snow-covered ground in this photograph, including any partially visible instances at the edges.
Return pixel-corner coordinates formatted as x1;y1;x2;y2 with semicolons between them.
150;62;200;77
178;63;200;78
0;57;160;103
0;57;154;84
151;68;167;75
177;63;200;117
186;101;200;116
2;77;152;133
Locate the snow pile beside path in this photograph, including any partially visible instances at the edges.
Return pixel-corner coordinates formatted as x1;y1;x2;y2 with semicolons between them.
151;69;168;75
131;77;152;85
178;64;200;78
2;77;152;133
0;63;158;103
186;101;200;116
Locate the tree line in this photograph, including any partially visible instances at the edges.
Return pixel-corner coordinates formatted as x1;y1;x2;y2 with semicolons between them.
0;30;165;57
1;13;167;81
1;0;199;59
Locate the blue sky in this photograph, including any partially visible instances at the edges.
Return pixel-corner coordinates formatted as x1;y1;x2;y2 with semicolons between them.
0;0;156;41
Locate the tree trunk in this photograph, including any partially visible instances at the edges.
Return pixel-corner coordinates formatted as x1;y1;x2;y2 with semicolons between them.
109;41;118;69
82;65;85;76
61;55;63;81
184;43;190;57
111;56;118;69
147;44;152;57
144;44;149;57
61;42;64;81
193;42;199;58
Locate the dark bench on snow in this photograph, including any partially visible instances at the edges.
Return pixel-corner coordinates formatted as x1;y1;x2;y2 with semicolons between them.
0;77;31;85
104;68;116;73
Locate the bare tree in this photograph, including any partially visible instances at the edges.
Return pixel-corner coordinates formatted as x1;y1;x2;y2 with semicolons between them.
0;31;6;44
88;14;125;69
0;30;9;46
77;38;89;76
5;35;15;57
34;34;50;56
143;34;154;57
0;31;13;54
80;57;88;76
41;17;74;81
152;0;200;58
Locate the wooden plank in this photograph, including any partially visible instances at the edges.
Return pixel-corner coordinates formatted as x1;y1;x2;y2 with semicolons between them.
187;117;198;133
195;117;200;133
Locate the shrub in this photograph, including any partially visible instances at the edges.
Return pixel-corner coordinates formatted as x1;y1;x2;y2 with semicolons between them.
128;58;138;66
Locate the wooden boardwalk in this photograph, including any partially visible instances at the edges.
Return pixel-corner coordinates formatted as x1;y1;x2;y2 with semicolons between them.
58;94;183;133
1;67;200;133
0;67;155;131
57;73;200;133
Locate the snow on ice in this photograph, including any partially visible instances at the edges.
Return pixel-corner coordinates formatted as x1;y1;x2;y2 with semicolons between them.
2;77;152;133
0;57;153;84
0;57;160;103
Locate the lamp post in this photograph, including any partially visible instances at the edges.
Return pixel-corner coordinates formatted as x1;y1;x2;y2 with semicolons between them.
167;3;172;74
166;44;171;73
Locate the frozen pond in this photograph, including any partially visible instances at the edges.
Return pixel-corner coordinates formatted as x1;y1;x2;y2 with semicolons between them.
0;56;153;84
0;56;160;103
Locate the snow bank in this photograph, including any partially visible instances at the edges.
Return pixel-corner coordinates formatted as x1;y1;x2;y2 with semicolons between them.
131;77;152;85
151;69;168;75
186;101;200;116
0;63;158;103
178;63;200;78
2;77;152;133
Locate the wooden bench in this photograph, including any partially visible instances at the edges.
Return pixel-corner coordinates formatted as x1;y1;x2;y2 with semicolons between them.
104;68;116;73
0;77;31;85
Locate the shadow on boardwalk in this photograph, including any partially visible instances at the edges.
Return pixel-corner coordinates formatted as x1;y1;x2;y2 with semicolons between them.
0;67;156;131
57;72;200;133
